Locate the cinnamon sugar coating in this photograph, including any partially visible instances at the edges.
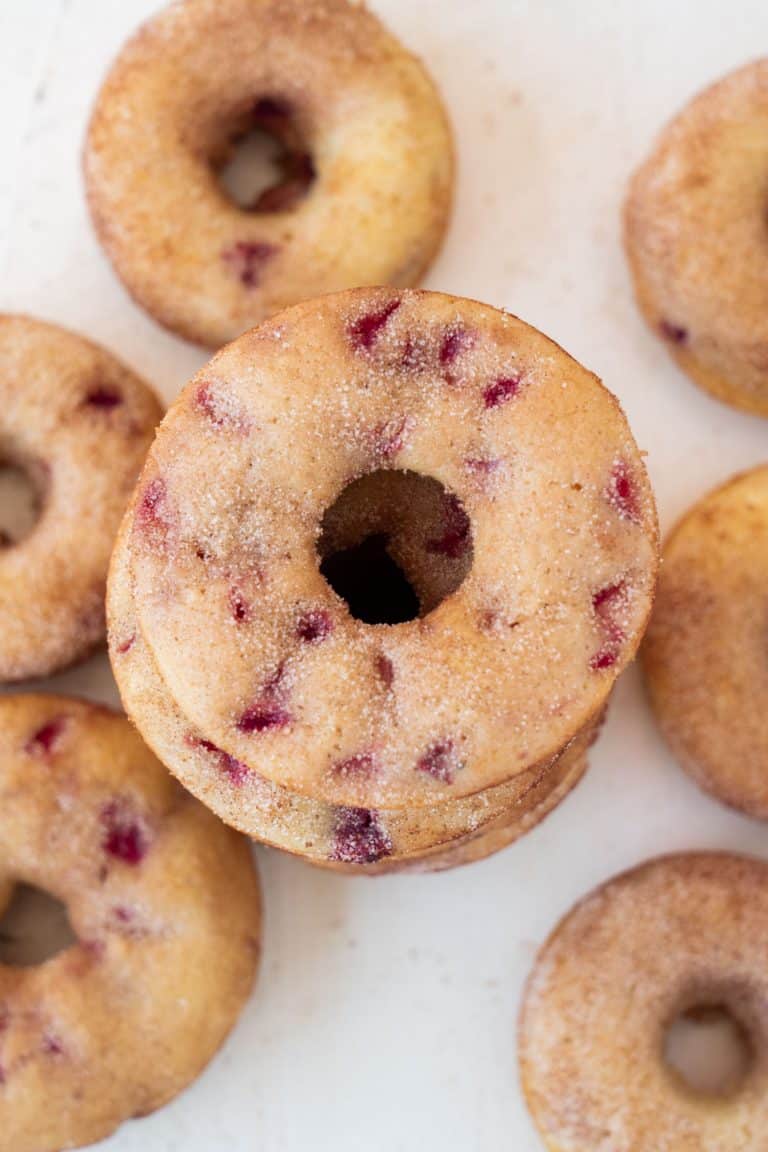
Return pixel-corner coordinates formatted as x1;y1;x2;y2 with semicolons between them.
85;0;454;347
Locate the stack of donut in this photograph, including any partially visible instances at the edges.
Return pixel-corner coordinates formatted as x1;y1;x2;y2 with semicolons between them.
108;286;659;873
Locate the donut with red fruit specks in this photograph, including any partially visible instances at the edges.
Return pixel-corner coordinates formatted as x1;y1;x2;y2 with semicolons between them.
108;514;599;871
0;316;162;683
0;694;260;1152
643;467;768;819
84;0;454;348
625;59;768;417
109;288;657;869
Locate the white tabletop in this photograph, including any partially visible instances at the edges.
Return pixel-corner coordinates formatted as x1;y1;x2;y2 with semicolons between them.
2;2;768;1149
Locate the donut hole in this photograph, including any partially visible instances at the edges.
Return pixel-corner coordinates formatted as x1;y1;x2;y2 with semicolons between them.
0;457;45;547
0;884;77;968
317;470;473;625
664;1002;754;1097
215;98;315;214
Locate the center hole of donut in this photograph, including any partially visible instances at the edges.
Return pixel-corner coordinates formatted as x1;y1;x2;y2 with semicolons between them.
664;1004;753;1097
0;884;78;968
217;99;315;213
317;470;473;625
0;460;42;547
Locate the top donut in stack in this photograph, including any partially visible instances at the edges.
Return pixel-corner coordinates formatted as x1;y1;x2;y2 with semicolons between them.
108;287;659;873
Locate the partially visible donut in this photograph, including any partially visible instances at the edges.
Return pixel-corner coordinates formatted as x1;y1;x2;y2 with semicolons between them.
0;316;162;682
625;59;768;416
84;0;454;348
642;467;768;818
519;853;768;1151
0;694;260;1152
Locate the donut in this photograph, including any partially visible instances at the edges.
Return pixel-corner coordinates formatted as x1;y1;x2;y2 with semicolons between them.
84;0;454;349
625;59;768;417
519;852;768;1151
108;512;599;871
108;287;657;868
0;694;260;1152
642;467;768;818
0;316;162;682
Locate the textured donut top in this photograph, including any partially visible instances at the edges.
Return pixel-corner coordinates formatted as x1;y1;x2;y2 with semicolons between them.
84;0;454;347
126;288;658;809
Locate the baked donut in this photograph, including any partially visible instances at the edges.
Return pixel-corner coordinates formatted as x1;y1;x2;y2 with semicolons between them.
642;466;768;818
625;59;768;417
109;513;599;871
0;694;260;1152
84;0;454;349
108;287;657;869
0;316;162;682
519;852;768;1151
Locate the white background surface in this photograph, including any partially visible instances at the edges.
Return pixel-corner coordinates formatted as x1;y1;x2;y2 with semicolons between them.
2;2;768;1149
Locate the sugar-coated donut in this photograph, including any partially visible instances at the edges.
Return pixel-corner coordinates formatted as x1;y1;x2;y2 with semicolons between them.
0;316;162;683
114;288;657;826
625;60;768;417
0;694;260;1152
643;467;768;818
84;0;454;348
519;852;768;1152
109;514;600;871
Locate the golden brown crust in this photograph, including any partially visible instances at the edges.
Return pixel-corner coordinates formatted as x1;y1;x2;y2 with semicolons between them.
642;466;768;818
519;852;768;1151
625;59;768;417
0;694;260;1152
84;0;454;348
0;315;162;682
